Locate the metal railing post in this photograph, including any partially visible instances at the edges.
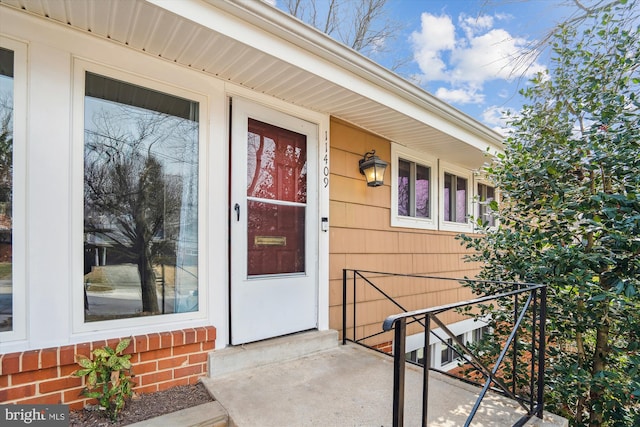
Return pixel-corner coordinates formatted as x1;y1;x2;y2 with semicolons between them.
512;290;518;397
422;314;431;427
536;286;547;419
392;318;407;427
353;271;357;342
529;289;538;414
342;269;347;345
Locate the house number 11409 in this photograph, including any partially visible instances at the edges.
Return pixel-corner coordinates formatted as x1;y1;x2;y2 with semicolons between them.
323;137;329;188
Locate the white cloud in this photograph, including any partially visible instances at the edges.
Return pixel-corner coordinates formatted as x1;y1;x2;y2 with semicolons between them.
410;11;545;107
410;14;456;81
482;105;507;126
482;105;515;135
370;35;387;55
460;14;494;38
452;28;524;83
435;87;484;105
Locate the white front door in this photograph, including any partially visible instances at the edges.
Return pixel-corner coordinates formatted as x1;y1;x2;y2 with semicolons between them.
230;98;318;345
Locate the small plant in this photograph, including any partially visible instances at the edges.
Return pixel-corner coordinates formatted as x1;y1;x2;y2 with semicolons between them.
73;338;135;420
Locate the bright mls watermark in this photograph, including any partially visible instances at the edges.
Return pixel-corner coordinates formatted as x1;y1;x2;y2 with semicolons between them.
1;405;68;426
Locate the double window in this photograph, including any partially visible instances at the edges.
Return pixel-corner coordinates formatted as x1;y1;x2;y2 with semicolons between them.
392;144;480;232
391;145;437;229
82;71;200;323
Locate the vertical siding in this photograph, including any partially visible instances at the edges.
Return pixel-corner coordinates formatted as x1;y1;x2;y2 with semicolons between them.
328;118;481;343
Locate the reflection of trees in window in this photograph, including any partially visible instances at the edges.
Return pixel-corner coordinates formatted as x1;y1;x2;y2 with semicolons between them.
247;121;307;203
398;158;430;218
444;173;467;223
83;73;198;321
0;47;13;332
398;159;410;216
246;119;306;276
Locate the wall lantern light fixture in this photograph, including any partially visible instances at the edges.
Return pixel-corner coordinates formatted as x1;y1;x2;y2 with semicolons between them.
358;150;388;187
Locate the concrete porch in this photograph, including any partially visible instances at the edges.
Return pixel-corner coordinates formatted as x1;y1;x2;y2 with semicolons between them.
201;330;567;427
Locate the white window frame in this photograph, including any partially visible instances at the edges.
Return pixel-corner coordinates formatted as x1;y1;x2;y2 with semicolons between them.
0;37;27;346
71;58;209;334
390;143;438;230
439;161;474;233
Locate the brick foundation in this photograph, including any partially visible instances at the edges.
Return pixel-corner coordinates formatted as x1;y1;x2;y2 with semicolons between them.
0;326;216;410
372;341;393;354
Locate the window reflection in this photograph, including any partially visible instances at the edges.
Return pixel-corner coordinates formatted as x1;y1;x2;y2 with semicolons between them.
398;158;430;219
444;172;467;223
246;119;307;277
83;72;199;322
477;183;496;227
416;164;430;218
0;47;13;332
456;176;467;223
398;159;410;216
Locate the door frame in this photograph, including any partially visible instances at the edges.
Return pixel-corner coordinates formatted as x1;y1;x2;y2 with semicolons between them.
230;97;317;344
217;88;330;348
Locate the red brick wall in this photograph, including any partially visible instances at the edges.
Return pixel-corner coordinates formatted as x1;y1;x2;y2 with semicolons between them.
372;341;392;354
0;326;216;410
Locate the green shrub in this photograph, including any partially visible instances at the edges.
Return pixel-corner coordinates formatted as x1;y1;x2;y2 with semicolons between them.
73;338;135;420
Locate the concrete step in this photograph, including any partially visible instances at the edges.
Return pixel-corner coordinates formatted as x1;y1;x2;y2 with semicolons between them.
126;401;228;427
208;329;338;378
202;340;568;427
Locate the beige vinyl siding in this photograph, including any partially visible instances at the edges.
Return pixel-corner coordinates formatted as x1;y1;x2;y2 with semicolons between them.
328;118;481;343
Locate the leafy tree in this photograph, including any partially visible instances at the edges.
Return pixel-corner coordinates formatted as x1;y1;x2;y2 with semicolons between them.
459;2;640;425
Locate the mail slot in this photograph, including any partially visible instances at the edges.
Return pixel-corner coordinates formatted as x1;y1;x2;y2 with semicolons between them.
255;236;287;246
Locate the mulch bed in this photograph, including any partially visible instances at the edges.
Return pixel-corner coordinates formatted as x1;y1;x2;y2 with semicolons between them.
68;382;214;426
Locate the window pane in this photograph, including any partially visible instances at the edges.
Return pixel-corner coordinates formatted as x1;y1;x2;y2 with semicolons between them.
397;159;410;216
415;164;430;218
486;185;495;201
0;48;13;332
246;119;306;277
441;338;453;364
398;158;430;219
444;173;453;221
247;119;306;203
456;176;467;223
247;202;305;276
83;73;199;321
478;183;496;227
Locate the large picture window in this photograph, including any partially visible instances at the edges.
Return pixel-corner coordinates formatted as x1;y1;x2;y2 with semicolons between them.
83;72;199;322
0;47;13;332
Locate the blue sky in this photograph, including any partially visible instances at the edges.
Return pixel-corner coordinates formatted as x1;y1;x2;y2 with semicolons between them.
273;0;583;132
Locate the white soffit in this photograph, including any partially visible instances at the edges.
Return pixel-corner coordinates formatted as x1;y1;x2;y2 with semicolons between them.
0;0;504;168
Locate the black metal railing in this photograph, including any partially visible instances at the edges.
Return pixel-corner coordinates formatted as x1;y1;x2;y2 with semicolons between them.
341;269;547;427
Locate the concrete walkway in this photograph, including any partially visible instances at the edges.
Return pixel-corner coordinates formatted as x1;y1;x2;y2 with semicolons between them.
201;331;567;427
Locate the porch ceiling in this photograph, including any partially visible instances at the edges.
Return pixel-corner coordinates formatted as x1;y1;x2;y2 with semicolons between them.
1;0;504;168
